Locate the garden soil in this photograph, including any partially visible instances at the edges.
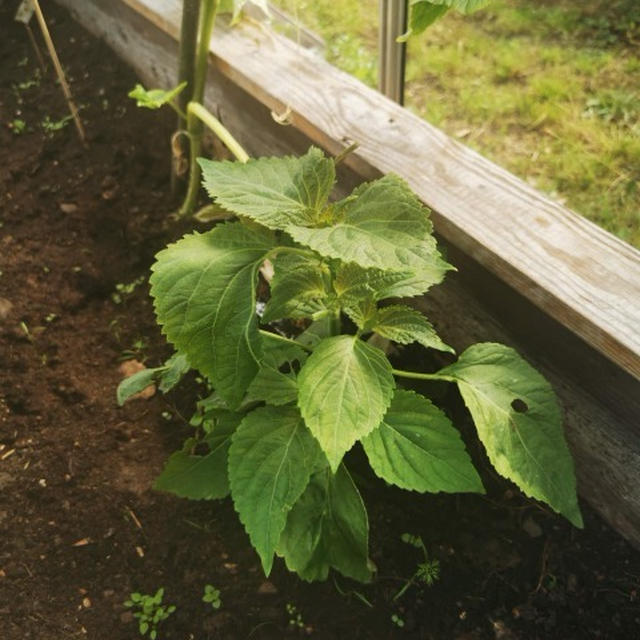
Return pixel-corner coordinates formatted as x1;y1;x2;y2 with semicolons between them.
1;4;638;639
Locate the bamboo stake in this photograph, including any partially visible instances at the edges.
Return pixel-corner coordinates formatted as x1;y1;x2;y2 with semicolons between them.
25;23;47;72
30;0;87;145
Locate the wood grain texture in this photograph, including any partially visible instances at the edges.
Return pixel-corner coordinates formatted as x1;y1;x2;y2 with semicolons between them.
53;0;640;547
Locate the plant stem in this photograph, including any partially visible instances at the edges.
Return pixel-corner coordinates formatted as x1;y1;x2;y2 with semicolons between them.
334;141;359;165
176;0;199;124
188;102;249;163
179;0;219;218
391;368;454;382
178;102;249;217
258;330;313;353
172;0;200;197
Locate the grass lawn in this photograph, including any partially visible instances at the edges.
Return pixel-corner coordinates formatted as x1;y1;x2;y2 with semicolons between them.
271;0;640;247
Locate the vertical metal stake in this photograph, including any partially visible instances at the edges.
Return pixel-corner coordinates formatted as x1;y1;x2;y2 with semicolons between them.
378;0;408;105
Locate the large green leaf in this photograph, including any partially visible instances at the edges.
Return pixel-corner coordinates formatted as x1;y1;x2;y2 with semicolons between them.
401;2;448;40
362;390;483;493
229;406;323;575
199;147;335;230
277;465;371;582
287;174;450;278
154;411;240;499
439;343;582;527
262;253;332;323
334;262;445;303
150;223;274;408
404;0;491;38
297;336;395;470
372;305;454;354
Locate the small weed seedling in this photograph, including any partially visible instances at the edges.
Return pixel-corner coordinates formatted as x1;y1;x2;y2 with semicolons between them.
124;589;176;639
391;613;405;628
286;603;304;630
10;119;26;134
394;533;440;601
202;584;222;610
112;276;146;304
41;113;73;135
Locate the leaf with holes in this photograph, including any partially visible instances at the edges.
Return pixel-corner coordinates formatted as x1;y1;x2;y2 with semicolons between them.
439;342;582;526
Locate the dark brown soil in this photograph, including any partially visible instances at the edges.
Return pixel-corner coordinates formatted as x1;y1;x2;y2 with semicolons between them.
1;4;639;639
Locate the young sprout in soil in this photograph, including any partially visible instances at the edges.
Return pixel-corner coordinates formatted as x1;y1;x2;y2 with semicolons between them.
111;276;146;305
202;584;222;610
10;118;26;134
124;588;176;640
285;603;305;630
391;613;405;628
41;113;74;136
393;533;440;601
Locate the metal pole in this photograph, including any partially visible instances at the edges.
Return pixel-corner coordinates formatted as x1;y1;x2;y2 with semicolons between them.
378;0;408;105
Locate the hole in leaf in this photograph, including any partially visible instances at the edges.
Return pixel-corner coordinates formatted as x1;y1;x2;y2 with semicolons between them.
278;361;293;375
193;442;211;456
511;398;529;413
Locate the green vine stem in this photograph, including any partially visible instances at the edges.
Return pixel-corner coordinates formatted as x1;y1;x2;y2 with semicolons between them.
179;102;249;217
179;0;219;218
189;102;249;163
391;368;454;382
259;330;313;353
172;0;200;197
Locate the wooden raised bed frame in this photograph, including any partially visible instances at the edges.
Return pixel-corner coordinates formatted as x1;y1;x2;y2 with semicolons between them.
54;0;640;547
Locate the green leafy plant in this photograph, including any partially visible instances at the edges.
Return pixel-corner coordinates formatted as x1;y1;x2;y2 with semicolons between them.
391;613;405;628
117;352;190;405
285;603;305;630
124;589;176;639
394;533;440;601
10;119;26;134
129;0;261;217
402;0;491;40
41;113;73;135
112;276;146;305
128;82;187;112
202;584;222;609
135;143;582;583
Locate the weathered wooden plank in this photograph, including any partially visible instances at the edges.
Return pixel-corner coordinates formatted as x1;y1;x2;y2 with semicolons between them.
53;0;640;547
114;0;640;381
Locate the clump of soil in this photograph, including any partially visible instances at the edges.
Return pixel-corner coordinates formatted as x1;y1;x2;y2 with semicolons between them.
1;4;638;639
